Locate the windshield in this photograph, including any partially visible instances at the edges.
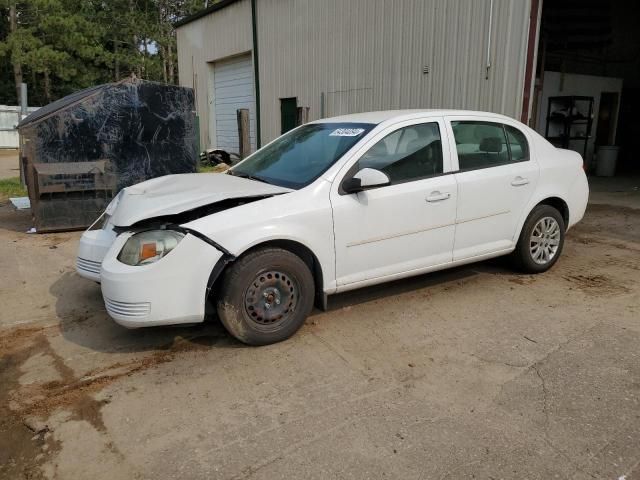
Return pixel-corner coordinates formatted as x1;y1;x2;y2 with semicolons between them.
230;122;374;189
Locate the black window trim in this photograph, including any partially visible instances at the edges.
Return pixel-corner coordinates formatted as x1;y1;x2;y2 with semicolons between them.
503;123;531;163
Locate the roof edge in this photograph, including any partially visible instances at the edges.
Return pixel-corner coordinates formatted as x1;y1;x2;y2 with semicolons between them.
174;0;243;28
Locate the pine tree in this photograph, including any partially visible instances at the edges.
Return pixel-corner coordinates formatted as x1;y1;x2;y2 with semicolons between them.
0;0;209;105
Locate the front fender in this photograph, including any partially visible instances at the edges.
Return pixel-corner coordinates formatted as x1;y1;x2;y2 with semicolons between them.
183;182;337;293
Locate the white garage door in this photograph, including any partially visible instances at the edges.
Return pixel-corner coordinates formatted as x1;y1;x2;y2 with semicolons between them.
213;54;256;153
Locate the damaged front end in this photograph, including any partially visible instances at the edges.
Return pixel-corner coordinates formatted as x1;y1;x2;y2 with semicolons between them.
110;193;279;277
80;183;292;328
107;197;279;300
99;227;226;328
75;172;292;283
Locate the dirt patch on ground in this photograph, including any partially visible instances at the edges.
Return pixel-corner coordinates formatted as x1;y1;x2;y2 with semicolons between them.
563;273;631;296
0;324;218;479
507;275;537;286
0;326;52;355
571;204;640;244
0;331;56;480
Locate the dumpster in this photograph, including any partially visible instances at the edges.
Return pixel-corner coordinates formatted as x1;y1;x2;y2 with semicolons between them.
18;77;197;232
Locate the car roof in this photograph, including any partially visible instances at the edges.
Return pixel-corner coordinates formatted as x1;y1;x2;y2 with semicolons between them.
311;109;519;126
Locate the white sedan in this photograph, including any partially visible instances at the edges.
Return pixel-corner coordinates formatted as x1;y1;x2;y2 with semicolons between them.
76;110;588;345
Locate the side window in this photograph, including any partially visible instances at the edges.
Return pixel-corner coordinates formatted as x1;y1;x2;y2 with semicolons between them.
505;125;529;162
451;121;509;170
358;122;443;184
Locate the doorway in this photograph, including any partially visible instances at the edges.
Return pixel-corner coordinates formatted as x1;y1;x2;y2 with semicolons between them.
212;54;256;153
280;97;297;134
595;92;620;147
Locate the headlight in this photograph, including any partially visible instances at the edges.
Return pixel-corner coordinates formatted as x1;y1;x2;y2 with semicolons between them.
117;230;185;266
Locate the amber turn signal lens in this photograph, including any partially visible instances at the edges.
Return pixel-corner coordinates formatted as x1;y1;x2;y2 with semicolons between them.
140;242;157;261
118;230;184;266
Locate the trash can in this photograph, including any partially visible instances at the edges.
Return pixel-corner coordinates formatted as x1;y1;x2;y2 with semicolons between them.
595;146;619;177
17;78;197;232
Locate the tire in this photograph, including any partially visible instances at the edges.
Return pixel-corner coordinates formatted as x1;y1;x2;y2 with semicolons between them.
216;247;315;345
511;204;566;273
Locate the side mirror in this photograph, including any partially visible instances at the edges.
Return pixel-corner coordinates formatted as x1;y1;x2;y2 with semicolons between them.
342;167;390;194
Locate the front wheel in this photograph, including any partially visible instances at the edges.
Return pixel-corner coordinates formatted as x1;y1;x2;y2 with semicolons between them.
511;205;566;273
216;247;315;346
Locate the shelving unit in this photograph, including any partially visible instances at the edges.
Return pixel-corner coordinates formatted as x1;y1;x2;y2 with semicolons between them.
544;96;594;158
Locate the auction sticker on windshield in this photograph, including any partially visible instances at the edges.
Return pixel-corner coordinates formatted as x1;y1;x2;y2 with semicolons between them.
329;128;365;137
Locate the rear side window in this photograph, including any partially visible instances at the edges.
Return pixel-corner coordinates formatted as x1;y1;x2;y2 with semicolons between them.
505;125;529;162
452;121;530;170
452;121;509;170
358;122;443;184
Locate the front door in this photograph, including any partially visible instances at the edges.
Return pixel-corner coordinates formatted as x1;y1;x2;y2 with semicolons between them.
445;118;539;260
331;119;457;287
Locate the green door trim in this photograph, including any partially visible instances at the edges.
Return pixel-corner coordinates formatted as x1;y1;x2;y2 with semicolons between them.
251;0;261;148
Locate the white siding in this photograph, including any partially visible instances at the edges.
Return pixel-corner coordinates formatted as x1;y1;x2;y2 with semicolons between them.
256;0;531;143
177;0;532;149
213;54;257;152
176;0;252;149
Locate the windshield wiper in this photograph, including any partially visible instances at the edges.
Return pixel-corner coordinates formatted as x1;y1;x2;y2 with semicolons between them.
229;171;273;185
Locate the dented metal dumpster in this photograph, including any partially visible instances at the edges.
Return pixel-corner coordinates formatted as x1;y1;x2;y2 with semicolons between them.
18;78;197;232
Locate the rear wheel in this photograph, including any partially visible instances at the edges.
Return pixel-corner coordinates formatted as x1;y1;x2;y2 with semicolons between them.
216;247;315;345
512;204;565;273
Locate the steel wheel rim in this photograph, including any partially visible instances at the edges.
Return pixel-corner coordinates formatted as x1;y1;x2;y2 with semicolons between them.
244;270;297;329
529;216;561;265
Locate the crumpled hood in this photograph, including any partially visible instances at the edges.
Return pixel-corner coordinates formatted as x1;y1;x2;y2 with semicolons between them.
108;173;292;227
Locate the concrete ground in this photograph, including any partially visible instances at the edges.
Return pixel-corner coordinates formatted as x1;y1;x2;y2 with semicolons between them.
1;177;639;480
0;149;19;179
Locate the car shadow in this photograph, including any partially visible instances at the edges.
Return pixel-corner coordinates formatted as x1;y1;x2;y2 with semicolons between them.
51;256;517;354
319;257;514;313
50;271;234;354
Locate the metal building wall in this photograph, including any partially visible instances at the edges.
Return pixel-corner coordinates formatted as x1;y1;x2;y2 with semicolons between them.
176;0;532;149
256;0;532;143
176;0;253;149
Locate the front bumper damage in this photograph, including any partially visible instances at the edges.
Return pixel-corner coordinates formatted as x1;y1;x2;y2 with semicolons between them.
76;227;118;282
77;187;273;327
100;232;224;328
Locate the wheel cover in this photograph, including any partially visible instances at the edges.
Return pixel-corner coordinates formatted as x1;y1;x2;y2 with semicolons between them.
244;270;297;327
529;216;561;265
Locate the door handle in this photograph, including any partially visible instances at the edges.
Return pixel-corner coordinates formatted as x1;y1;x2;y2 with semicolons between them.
426;191;451;202
511;176;529;187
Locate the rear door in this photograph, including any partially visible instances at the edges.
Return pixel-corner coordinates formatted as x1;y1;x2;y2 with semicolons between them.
444;117;539;260
331;118;457;286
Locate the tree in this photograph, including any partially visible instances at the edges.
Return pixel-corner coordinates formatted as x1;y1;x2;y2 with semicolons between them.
1;0;111;104
2;2;24;104
0;0;209;106
0;8;14;101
